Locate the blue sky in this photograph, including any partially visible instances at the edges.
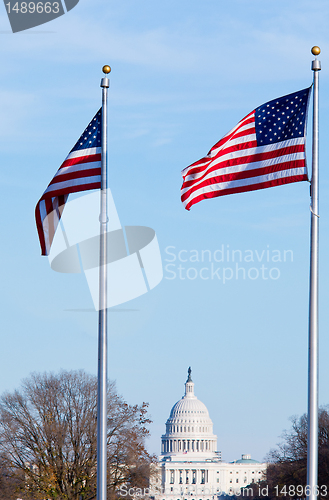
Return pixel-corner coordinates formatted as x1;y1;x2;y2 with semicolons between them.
1;0;329;462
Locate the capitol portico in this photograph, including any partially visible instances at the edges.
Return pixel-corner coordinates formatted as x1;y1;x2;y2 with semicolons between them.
152;369;266;499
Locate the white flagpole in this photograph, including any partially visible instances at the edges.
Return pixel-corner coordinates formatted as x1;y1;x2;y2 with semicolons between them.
307;46;320;500
97;64;111;500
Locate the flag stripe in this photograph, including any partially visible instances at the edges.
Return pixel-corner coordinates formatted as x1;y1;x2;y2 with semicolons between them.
183;137;305;181
181;146;305;193
182;139;258;177
182;160;306;205
66;146;101;159
209;112;255;151
181;155;306;201
42;175;101;196
48;167;101;186
185;173;308;210
56;160;102;177
59;153;101;169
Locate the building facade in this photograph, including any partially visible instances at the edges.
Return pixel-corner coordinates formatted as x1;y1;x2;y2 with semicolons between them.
152;369;266;499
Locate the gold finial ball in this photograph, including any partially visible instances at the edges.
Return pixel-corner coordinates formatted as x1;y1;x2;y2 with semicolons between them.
102;65;111;74
311;46;321;56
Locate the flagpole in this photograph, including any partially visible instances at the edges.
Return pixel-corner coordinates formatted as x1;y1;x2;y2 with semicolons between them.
97;64;111;500
307;46;320;500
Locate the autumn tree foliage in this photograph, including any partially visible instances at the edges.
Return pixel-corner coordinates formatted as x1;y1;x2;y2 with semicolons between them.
0;370;154;500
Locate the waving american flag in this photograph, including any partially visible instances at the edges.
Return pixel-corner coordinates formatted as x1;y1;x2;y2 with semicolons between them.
181;87;311;210
35;109;102;255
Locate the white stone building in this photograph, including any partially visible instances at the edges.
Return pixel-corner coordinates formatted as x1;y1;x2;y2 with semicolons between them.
152;369;266;499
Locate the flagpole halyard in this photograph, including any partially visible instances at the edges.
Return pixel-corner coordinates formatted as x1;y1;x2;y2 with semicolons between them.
307;46;320;500
97;64;111;500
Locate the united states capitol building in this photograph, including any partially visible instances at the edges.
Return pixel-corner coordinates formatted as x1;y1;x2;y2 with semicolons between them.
151;369;266;499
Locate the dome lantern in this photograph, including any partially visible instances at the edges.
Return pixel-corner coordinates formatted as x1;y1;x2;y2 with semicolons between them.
184;366;195;398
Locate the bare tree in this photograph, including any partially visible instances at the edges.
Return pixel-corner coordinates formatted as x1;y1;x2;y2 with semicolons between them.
0;370;154;500
242;407;329;499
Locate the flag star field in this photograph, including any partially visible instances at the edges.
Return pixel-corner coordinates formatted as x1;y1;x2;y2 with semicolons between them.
255;88;310;145
73;110;102;151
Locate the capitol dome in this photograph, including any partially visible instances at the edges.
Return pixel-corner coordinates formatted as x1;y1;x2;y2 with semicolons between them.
161;368;218;461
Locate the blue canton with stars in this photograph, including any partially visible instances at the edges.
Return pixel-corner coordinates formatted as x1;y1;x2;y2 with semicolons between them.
255;88;311;146
70;108;102;153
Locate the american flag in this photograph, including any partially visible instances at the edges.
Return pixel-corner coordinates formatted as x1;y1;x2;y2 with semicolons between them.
181;88;311;211
35;109;102;255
